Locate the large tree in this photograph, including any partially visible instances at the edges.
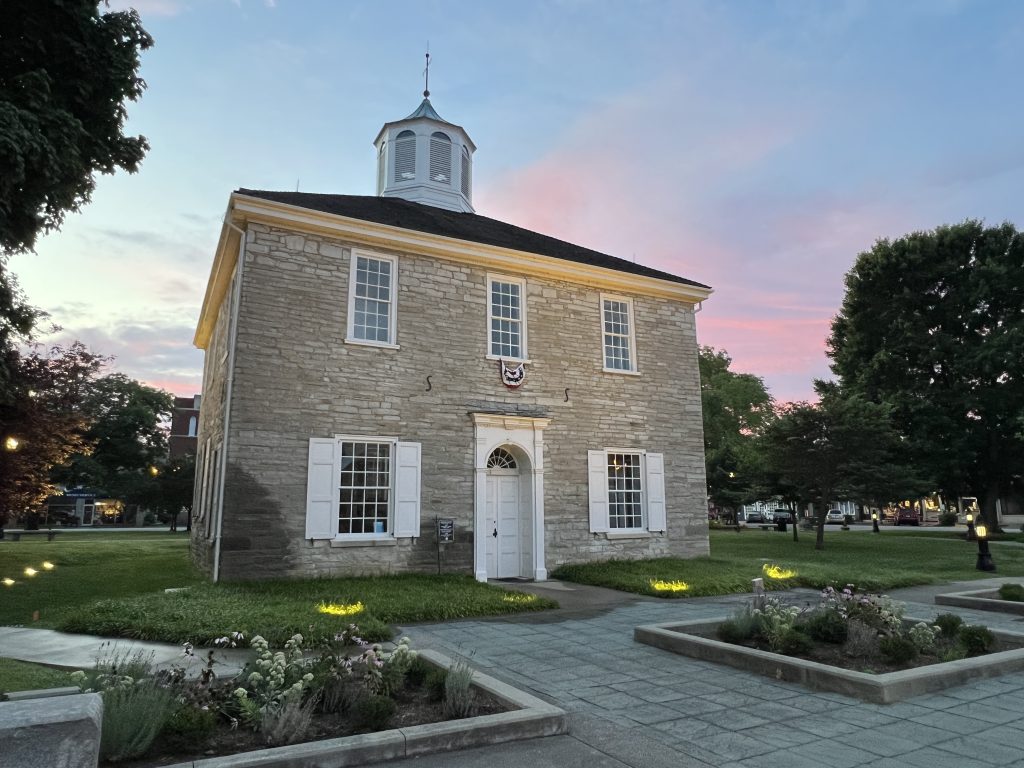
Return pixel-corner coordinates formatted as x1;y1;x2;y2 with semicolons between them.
0;0;153;254
760;384;919;550
54;373;173;506
829;221;1024;527
0;342;105;528
699;346;774;518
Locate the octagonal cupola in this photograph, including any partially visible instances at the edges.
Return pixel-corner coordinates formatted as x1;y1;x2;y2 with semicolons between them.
374;94;476;213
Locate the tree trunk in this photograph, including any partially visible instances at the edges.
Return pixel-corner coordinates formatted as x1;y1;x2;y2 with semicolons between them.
981;478;1001;532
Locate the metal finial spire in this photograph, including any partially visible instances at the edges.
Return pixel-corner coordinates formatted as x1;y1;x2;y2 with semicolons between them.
423;49;430;98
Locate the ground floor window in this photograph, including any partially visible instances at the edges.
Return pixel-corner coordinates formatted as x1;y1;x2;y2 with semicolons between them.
607;452;644;529
338;440;392;535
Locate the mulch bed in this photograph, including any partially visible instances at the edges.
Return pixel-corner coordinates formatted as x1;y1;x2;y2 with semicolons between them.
112;687;512;768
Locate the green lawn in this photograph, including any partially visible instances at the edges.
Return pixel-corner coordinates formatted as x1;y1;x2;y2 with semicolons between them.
0;532;557;646
0;658;75;694
0;532;201;627
551;529;1024;598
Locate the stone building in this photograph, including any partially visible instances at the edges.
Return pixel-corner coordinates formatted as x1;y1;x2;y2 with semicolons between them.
191;95;712;582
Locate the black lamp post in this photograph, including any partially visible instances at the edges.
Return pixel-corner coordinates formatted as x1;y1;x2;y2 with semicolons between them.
871;511;880;533
976;524;996;572
965;512;977;541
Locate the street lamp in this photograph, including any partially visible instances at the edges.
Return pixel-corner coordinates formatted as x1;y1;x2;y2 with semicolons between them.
965;512;977;541
975;524;996;572
871;511;880;533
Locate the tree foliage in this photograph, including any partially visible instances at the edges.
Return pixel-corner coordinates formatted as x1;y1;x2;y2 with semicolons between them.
0;0;153;254
828;220;1024;526
759;384;919;550
54;373;173;505
0;342;105;526
699;346;774;515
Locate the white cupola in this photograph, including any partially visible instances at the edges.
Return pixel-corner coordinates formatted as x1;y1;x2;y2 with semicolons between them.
373;94;476;213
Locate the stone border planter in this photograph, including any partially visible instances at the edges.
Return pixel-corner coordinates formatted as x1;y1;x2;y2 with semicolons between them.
635;617;1024;704
936;587;1024;616
160;649;567;768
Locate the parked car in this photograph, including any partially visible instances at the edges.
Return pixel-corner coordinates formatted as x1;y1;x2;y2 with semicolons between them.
895;507;920;526
825;509;845;524
771;510;793;523
745;512;765;524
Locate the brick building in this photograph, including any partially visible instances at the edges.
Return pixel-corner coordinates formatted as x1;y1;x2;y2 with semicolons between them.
169;395;201;458
191;96;712;582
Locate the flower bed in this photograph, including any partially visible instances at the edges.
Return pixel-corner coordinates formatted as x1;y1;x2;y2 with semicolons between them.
635;587;1024;703
71;628;565;766
936;582;1024;616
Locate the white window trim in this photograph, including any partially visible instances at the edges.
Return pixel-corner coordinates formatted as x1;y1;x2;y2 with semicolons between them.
333;434;399;541
604;448;647;533
600;293;639;375
485;273;529;363
346;249;399;348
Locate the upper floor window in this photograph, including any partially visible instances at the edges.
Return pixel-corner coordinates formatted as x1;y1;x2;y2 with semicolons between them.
488;275;527;360
601;295;637;373
187;416;198;437
347;251;397;347
394;130;416;182
429;132;452;183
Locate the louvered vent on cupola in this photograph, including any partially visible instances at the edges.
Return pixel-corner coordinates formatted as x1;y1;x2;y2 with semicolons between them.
394;130;416;182
376;142;386;195
429;132;452;184
460;147;471;198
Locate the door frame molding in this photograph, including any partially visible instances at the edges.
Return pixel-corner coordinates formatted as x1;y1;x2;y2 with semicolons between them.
471;413;550;582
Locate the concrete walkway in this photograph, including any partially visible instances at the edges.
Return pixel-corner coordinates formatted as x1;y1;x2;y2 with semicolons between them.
382;577;1024;768
3;577;1024;767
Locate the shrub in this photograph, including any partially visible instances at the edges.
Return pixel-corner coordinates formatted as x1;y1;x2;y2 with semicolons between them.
938;510;958;526
907;622;940;654
405;654;433;687
443;660;476;719
777;628;813;656
100;681;177;762
263;694;319;746
933;613;964;638
957;625;995;657
159;705;217;752
717;605;759;644
235;634;315;728
879;634;918;665
352;693;396;732
802;609;848;644
755;599;801;652
998;583;1024;602
424;667;448;701
843;619;878;658
319;674;361;714
941;645;967;662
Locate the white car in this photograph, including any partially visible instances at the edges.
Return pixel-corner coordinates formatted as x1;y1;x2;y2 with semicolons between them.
825;509;846;524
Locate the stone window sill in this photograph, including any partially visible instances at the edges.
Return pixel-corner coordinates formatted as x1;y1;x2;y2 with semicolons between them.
329;537;398;548
602;531;652;540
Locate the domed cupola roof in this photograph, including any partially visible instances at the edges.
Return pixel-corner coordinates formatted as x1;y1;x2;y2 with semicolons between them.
373;65;476;213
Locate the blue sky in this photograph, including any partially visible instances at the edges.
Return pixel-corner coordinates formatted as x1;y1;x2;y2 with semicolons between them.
12;0;1024;401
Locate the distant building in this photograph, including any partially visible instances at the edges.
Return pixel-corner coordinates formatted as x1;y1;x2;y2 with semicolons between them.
169;395;201;458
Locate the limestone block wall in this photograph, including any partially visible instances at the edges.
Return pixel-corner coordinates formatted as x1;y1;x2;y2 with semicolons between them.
204;222;708;581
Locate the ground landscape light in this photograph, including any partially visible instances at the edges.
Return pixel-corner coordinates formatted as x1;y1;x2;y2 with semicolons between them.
4;436;19;451
762;563;796;579
42;561;55;570
24;567;37;577
650;579;689;592
2;578;14;587
317;601;365;616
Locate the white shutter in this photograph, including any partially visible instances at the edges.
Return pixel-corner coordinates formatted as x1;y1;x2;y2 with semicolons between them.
393;442;421;538
305;438;336;539
646;453;667;533
588;450;609;534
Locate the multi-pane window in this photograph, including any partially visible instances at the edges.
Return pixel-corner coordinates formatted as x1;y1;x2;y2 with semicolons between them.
607;452;643;529
489;277;525;359
349;253;396;345
338;441;391;535
602;296;635;372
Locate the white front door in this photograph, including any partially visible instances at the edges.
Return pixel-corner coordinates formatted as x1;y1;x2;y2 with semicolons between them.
485;471;520;579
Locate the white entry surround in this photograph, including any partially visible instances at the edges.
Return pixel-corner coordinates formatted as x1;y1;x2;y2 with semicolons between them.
472;413;550;582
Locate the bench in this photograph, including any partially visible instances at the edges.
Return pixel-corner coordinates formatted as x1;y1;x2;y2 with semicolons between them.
5;530;60;542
